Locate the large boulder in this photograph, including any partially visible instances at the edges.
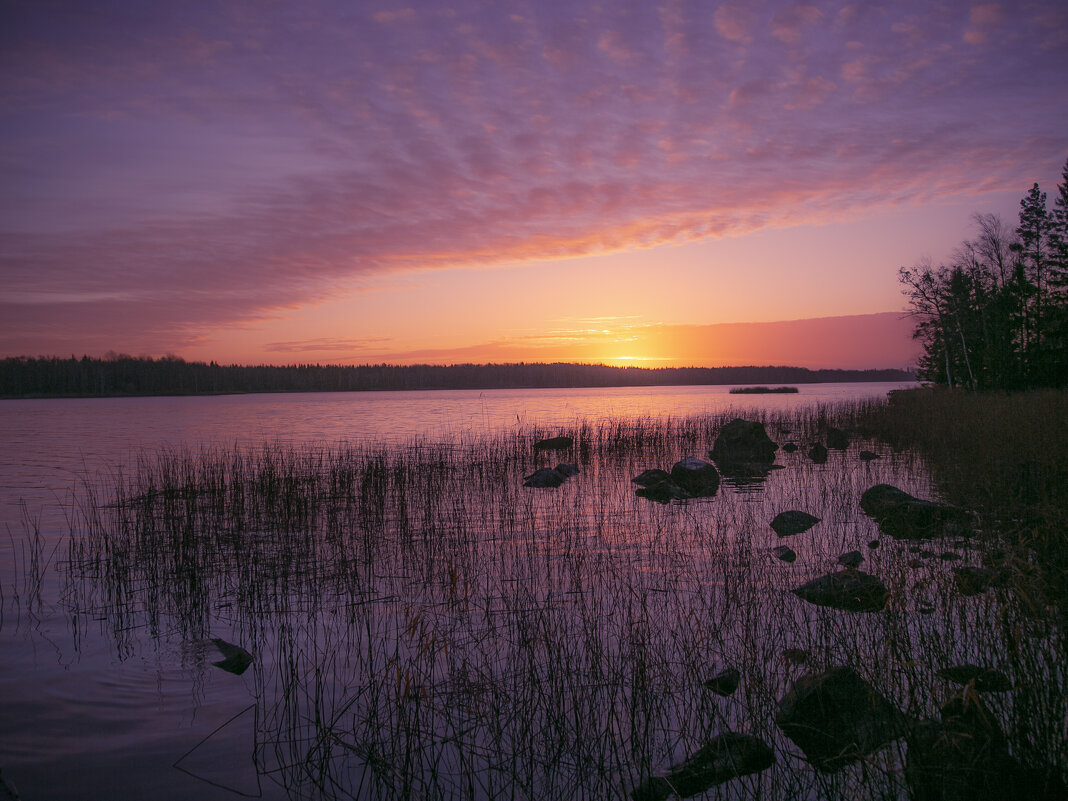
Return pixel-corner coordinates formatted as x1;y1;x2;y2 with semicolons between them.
776;667;909;773
791;569;889;612
631;732;774;801
770;510;820;536
670;457;720;498
710;419;777;477
860;484;972;539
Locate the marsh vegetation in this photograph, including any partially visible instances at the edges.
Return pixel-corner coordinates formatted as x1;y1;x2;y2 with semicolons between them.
51;391;1068;799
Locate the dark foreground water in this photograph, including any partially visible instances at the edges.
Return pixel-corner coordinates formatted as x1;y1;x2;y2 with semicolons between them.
8;381;1054;801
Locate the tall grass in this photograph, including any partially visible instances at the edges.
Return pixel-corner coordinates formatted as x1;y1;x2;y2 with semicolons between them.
60;401;1065;800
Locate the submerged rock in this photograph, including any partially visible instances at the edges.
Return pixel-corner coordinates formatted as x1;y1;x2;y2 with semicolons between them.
524;467;567;488
776;667;909;773
860;484;972;540
555;462;580;477
782;442;799;453
771;545;797;563
631;732;774;801
704;666;741;697
533;435;573;452
636;479;690;504
670;457;720;498
770;510;820;536
826;427;850;450
936;665;1011;692
837;550;864;568
710;419;778;477
792;569;889;612
632;469;671;487
212;638;254;675
859;450;881;461
808;444;828;464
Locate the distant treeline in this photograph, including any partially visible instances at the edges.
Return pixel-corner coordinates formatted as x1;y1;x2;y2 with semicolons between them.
0;355;914;398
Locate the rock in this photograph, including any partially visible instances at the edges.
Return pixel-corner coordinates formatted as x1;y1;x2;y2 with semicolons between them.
791;569;889;612
555;462;580;477
771;545;797;563
936;665;1012;692
868;539;880;549
953;566;1003;596
770;510;820;536
523;467;567;488
632;469;671;487
940;551;962;561
212;638;253;675
904;694;1065;801
710;419;778;476
670;457;720;498
704;666;741;697
808;443;828;464
826;427;850;450
837;550;864;568
533;435;573;452
782;442;799;453
859;450;880;461
776;667;909;772
781;648;810;665
636;479;689;504
631;732;774;801
860;484;972;540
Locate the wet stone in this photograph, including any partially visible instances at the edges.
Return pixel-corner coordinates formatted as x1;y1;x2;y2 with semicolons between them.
937;665;1012;692
533;435;573;452
808;444;828;464
631;732;774;801
859;450;880;461
792;569;889;612
771;545;797;563
770;510;821;536
704;666;741;697
670;457;720;498
632;469;670;487
776;667;909;773
826;427;850;450
837;550;864;568
212;638;254;675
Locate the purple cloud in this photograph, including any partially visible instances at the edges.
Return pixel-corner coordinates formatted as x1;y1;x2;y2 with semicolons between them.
1;0;1065;355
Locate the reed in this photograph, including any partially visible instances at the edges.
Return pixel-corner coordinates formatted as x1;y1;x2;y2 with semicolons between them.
59;398;1065;800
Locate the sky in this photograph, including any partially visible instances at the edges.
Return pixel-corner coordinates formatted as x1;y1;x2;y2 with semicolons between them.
1;1;1065;369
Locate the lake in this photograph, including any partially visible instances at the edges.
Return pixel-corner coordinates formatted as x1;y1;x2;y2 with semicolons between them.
6;380;1039;801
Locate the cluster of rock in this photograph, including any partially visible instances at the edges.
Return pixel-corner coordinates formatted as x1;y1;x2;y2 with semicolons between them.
632;458;720;503
523;437;580;488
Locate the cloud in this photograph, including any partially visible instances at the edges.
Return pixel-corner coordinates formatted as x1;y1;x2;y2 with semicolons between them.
1;0;1066;355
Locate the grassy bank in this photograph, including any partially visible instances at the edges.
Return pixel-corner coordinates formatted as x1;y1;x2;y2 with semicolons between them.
55;398;1065;800
853;387;1068;614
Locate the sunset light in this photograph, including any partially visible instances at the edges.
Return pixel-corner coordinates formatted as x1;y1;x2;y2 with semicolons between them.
2;0;1064;368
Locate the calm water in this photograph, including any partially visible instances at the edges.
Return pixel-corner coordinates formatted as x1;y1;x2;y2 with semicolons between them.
0;382;926;800
0;383;909;533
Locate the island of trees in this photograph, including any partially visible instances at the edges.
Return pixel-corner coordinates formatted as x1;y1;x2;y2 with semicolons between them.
0;357;913;399
900;157;1068;390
